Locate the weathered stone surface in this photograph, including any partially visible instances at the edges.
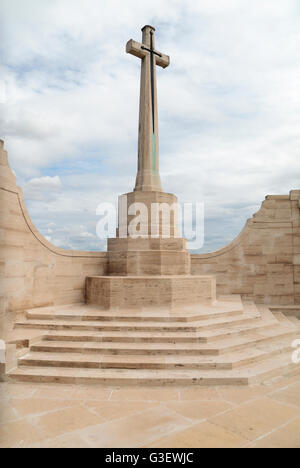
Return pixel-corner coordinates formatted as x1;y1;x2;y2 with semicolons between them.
1;127;300;336
108;190;189;276
126;26;169;192
192;192;300;304
86;275;216;308
117;191;180;237
0;141;108;338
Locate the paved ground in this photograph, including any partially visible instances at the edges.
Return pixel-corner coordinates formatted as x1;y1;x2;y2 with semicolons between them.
1;373;300;448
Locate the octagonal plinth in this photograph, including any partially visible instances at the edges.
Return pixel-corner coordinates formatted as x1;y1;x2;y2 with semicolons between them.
108;190;192;276
108;250;191;276
117;191;179;238
86;275;216;309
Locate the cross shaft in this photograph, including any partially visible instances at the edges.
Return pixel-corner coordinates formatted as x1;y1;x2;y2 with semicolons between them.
126;25;170;192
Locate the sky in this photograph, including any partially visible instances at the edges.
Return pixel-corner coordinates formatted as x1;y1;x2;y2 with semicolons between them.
1;0;300;252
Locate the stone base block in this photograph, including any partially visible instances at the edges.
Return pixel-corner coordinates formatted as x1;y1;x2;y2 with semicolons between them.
86;275;216;309
108;250;191;276
117;191;179;237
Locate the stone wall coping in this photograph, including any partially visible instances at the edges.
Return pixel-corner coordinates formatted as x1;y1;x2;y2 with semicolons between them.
15;185;107;258
0;186;107;260
0;139;107;259
191;219;251;260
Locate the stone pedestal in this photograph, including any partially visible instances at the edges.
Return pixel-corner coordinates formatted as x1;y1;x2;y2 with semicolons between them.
117;191;179;237
108;237;190;276
107;250;191;276
86;275;216;309
107;190;190;276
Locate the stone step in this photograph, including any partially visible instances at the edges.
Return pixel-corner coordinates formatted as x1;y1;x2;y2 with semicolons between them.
286;316;300;325
17;318;281;344
29;327;298;356
42;330;204;344
270;305;300;320
197;321;279;343
19;337;294;371
8;365;249;386
8;352;300;386
271;310;294;325
39;319;282;345
247;353;300;384
41;325;299;348
15;303;278;342
272;306;300;330
8;296;300;386
15;311;261;334
28;340;229;356
25;305;244;323
198;306;296;344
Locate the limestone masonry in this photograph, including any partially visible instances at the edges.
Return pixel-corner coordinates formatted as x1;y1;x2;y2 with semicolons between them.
0;26;300;385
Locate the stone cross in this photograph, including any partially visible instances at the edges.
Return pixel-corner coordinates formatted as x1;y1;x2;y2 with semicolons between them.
126;25;170;192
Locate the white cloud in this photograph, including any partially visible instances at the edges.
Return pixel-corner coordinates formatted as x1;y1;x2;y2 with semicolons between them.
24;175;62;201
79;232;95;239
1;0;300;251
27;175;62;188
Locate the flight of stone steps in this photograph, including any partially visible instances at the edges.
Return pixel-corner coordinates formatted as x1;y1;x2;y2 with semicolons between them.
7;296;300;386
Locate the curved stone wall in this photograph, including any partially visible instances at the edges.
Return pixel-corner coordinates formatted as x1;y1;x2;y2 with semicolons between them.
0;141;108;337
191;191;300;305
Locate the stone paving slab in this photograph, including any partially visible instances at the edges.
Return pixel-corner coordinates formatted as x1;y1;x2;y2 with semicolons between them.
1;373;300;448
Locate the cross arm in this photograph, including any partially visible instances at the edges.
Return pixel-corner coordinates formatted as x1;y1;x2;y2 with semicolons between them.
155;52;170;69
126;40;147;60
126;39;170;69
